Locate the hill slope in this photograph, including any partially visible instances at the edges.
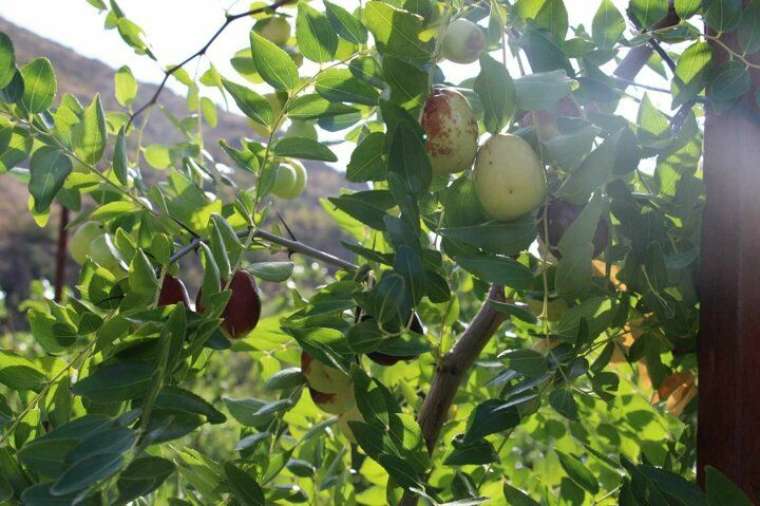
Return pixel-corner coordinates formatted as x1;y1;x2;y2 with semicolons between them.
0;16;357;318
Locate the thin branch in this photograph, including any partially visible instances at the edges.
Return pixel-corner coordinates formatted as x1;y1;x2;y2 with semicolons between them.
169;228;358;272
126;0;294;130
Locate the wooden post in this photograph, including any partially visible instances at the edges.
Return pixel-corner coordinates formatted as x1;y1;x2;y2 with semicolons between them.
698;30;760;502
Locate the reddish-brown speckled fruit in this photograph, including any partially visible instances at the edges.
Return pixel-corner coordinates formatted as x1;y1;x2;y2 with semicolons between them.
158;274;191;307
422;88;478;176
538;197;610;258
441;18;486;64
309;386;355;415
197;270;261;339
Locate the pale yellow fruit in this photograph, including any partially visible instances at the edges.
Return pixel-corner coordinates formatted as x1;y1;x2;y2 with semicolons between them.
337;406;364;444
256;16;291;46
301;352;351;394
441;18;486;64
474;134;546;221
421;89;478;175
69;221;103;265
310;385;355;415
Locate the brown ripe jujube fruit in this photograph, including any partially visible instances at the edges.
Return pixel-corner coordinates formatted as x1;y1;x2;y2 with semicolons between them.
537;197;610;259
158;274;191;307
196;270;261;339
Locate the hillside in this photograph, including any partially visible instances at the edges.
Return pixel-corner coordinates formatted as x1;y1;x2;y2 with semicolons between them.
0;16;357;320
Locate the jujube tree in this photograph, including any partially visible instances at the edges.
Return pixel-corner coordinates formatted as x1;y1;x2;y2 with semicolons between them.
0;0;756;504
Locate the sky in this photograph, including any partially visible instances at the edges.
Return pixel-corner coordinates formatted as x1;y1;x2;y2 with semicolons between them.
1;0;670;168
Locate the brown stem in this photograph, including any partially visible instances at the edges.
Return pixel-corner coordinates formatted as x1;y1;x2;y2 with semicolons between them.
54;205;69;302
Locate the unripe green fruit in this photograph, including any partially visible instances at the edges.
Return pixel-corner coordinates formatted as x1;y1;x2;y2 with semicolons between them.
272;160;307;199
271;163;299;198
441;18;486;64
421;89;478;176
285;120;317;140
69;221;103;265
256;16;291;46
474;134;546;222
88;233;126;274
301;352;352;394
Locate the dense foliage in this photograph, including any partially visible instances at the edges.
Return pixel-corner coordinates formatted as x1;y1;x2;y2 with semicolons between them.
0;0;757;504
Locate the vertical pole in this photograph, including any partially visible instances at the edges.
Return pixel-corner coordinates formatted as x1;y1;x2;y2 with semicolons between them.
53;205;69;302
698;30;760;501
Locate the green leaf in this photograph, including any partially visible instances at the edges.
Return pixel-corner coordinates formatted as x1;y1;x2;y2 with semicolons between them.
0;351;46;391
224;463;265;505
113;126;129;185
672;41;712;108
21;57;56;113
548;388;579;420
273;136;337;161
456;255;534;289
705;466;752;506
387;122;431;194
515;0;569;42
363;1;430;63
73;94;107;165
504;484;540;506
248;261;294;282
51;452;123;495
709;60;751;103
556;193;606;299
490;300;538;324
592;0;626;48
439;218;537;256
704;0;743;32
129;249;159;298
72;361;154;402
475;53;516;133
155;386;226;424
65;426;136;466
445;439;500;467
144;144;171;169
251;31;299;91
629;0;670;29
328;190;393;230
117;457;176;504
556;451;599;494
464;399;520;442
264;367;305;390
29;146;72;213
514;70;573;110
315;68;380;105
383;55;427;109
739;1;760;55
114;65;138;107
201;96;218;127
222;78;272;126
325;0;367;44
18;437;78;477
502;349;548;377
675;0;702;18
347;132;386;182
296;3;338;63
0;32;15;89
286;94;358;119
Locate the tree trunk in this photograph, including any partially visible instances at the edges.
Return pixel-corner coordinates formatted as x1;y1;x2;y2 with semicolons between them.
698;29;760;502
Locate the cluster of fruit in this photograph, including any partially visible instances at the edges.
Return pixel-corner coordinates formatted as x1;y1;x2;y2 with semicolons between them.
427;17;608;251
70;223;262;339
